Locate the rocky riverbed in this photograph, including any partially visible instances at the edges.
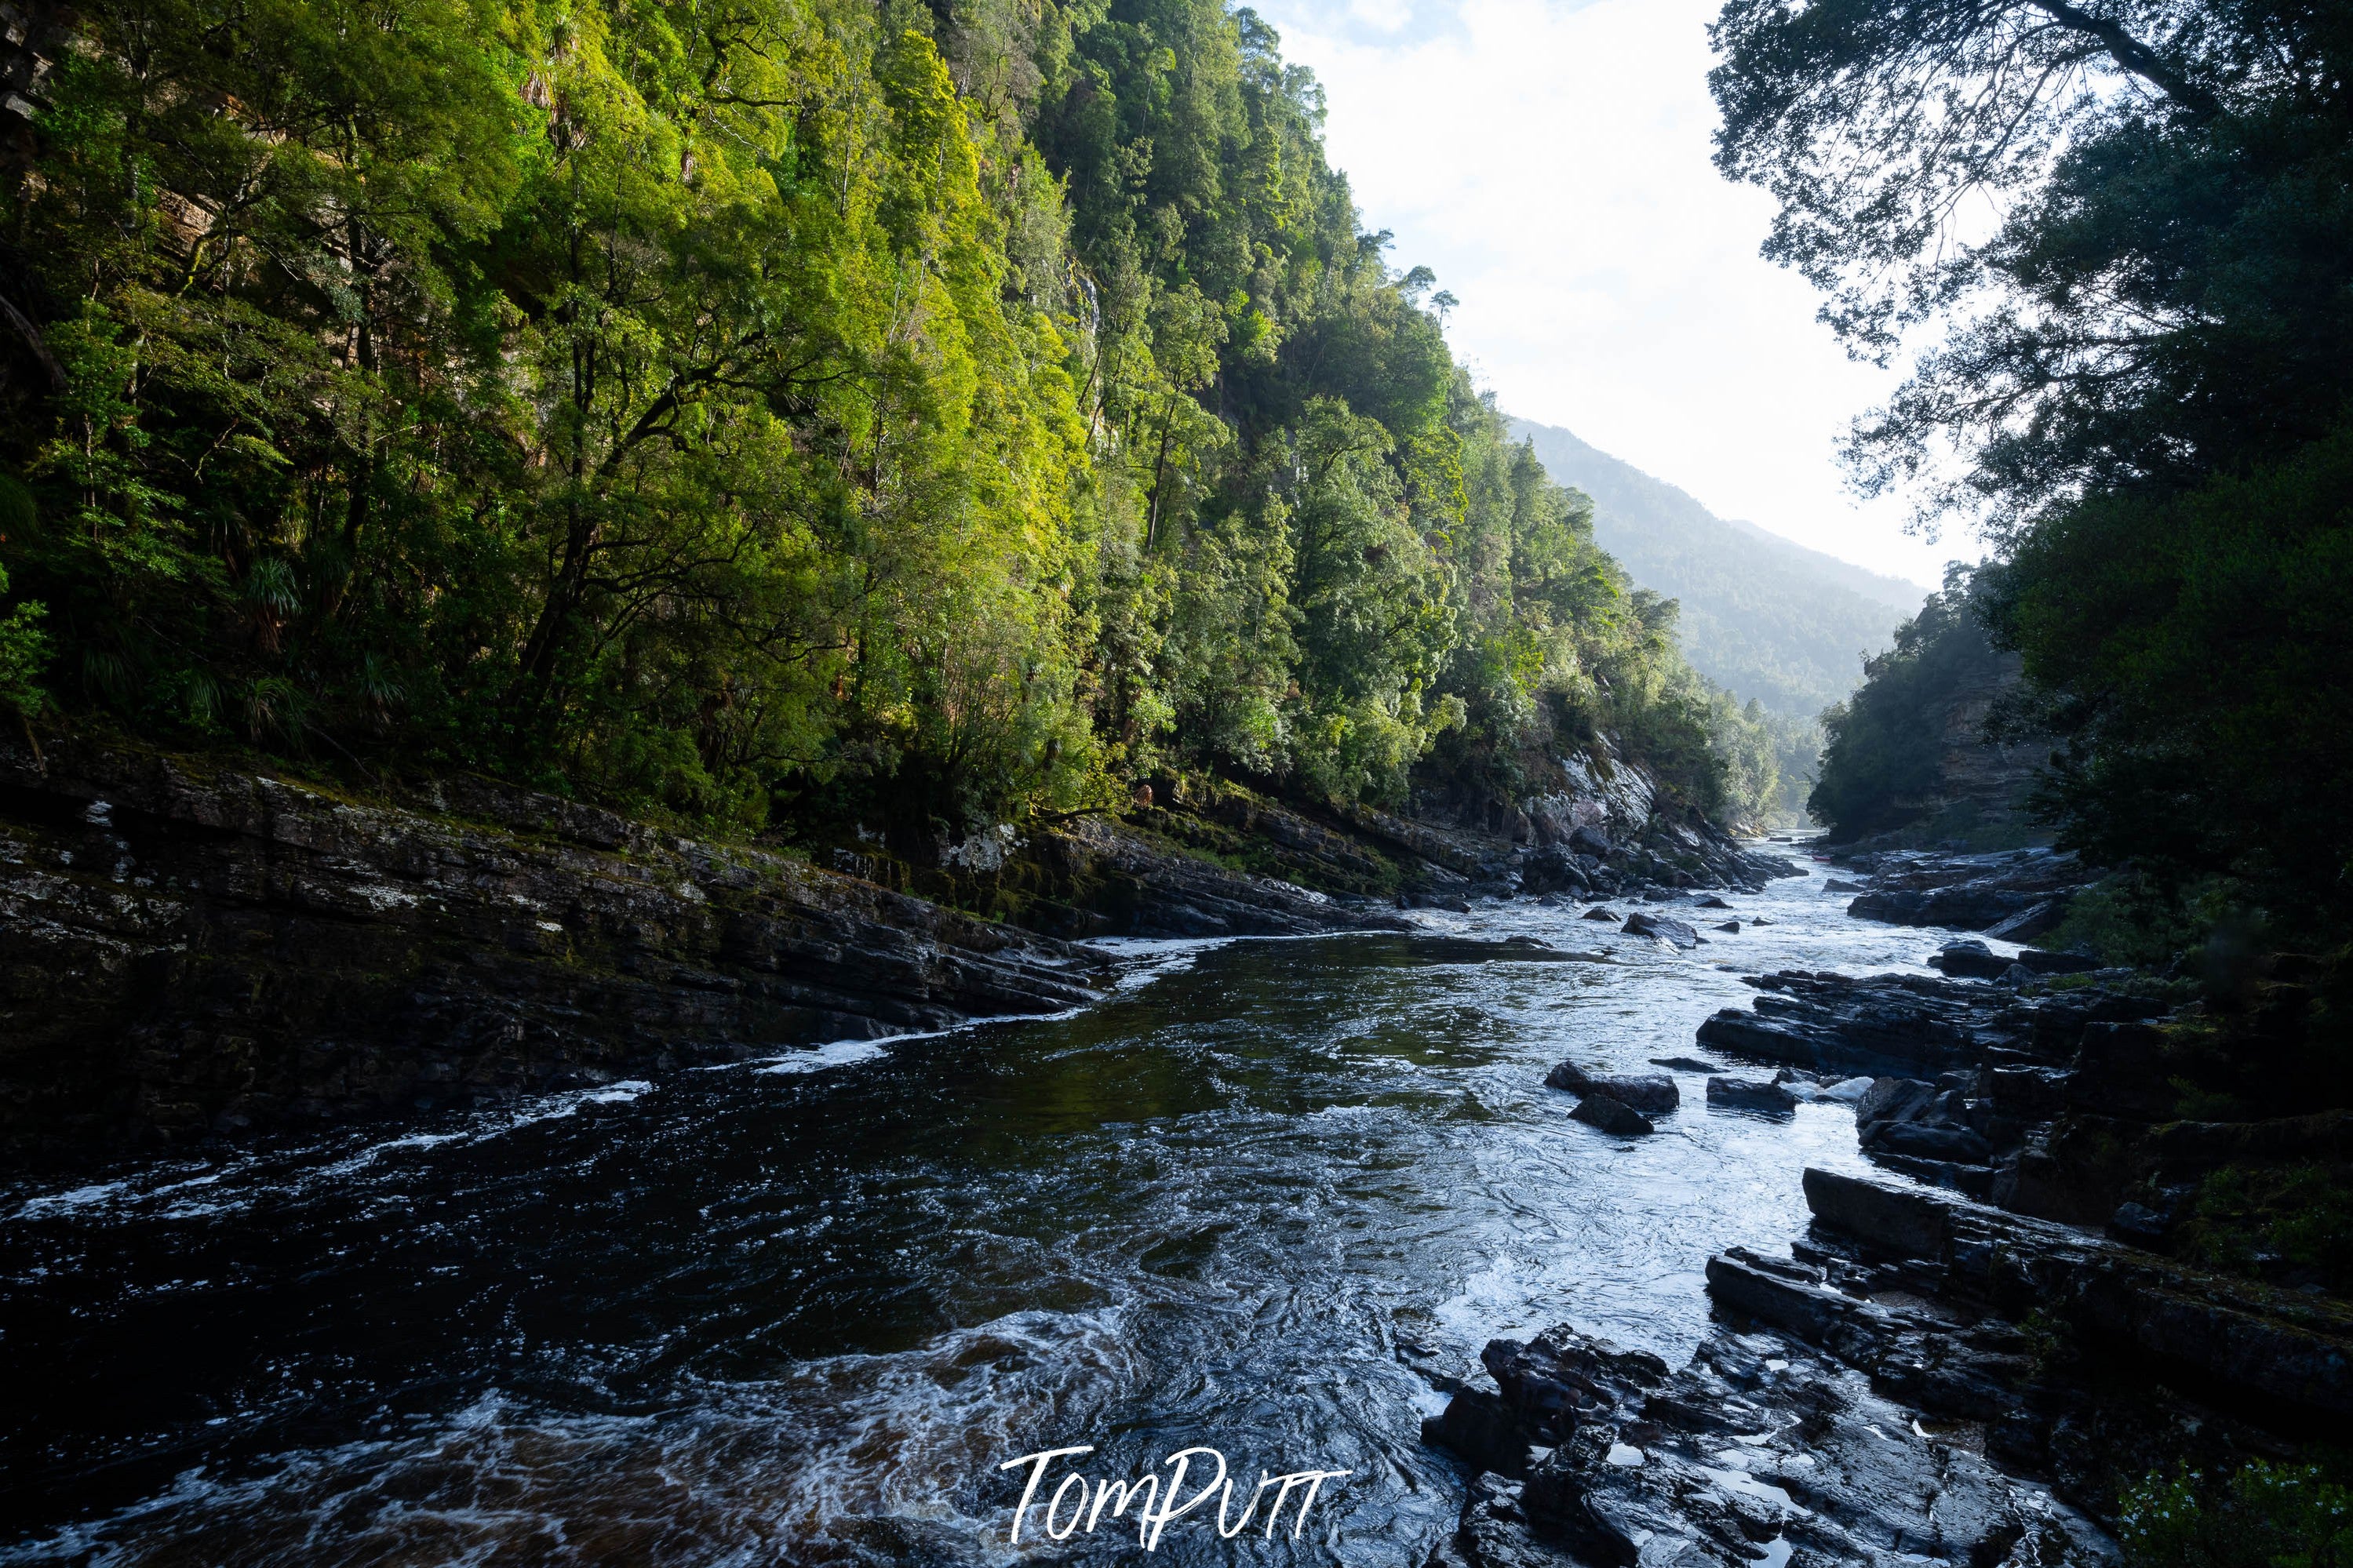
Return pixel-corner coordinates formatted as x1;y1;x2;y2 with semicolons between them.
1419;886;2350;1568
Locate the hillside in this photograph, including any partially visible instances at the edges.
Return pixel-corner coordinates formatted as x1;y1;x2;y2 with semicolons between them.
1509;420;1925;719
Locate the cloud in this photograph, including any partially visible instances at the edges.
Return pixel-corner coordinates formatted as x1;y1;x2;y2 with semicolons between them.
1251;0;1961;588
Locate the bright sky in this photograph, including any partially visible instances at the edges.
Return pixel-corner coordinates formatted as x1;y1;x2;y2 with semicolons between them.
1249;0;1961;589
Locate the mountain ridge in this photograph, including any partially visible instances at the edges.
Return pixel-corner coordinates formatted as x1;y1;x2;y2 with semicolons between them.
1508;418;1927;719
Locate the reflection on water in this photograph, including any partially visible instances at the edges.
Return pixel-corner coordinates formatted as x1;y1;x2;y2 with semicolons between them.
1;863;1937;1565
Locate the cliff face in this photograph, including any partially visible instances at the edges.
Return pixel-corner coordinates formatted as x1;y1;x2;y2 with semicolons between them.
1903;653;2053;839
0;741;1122;1157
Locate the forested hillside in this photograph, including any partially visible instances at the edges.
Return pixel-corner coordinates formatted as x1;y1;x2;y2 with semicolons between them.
1509;418;1922;719
0;0;1773;844
1712;0;2353;933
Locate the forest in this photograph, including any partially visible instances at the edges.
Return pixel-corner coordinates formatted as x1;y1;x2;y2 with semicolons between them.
0;0;1779;849
1725;0;2353;937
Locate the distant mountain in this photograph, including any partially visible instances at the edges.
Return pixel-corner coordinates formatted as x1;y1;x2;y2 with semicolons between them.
1509;418;1926;719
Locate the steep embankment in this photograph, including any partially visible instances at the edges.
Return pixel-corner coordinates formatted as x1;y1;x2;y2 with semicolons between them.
1509;419;1924;719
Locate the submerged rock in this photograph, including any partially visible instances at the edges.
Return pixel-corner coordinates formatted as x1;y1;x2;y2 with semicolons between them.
1569;1094;1655;1137
1623;911;1702;948
1546;1062;1680;1113
1706;1075;1797;1112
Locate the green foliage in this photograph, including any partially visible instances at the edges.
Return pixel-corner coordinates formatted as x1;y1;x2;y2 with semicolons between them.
2042;873;2240;970
1987;423;2353;926
0;0;1739;839
2119;1462;2353;1568
0;476;48;719
2176;1164;2353;1295
1712;0;2353;927
1808;566;2009;840
1511;418;1922;721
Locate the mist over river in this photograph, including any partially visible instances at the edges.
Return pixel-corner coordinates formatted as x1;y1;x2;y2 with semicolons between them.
1;858;1955;1566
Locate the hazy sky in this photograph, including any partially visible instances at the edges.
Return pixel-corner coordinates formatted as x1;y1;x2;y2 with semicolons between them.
1248;0;1961;589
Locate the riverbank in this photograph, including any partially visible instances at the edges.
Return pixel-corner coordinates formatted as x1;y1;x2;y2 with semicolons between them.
0;733;1791;1158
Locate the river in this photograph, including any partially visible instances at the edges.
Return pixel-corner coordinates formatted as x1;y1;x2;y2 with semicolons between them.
1;857;1945;1566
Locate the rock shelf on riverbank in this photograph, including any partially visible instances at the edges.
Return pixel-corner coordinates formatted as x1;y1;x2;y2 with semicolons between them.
1422;1161;2349;1568
1830;847;2094;936
1430;938;2352;1568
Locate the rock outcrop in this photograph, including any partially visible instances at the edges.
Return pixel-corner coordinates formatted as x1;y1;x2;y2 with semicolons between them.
1840;847;2093;933
1695;968;2180;1209
0;742;1133;1155
1419;1165;2350;1568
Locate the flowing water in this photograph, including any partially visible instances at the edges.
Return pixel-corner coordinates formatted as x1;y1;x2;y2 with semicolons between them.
0;857;1955;1566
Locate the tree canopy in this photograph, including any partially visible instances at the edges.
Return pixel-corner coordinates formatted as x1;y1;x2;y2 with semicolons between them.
0;0;1767;846
1714;0;2353;922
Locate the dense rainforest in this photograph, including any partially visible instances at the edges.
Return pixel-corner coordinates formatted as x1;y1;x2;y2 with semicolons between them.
1715;0;2353;936
0;0;1778;850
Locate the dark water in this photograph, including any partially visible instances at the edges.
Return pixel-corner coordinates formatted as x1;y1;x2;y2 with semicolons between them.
0;860;1960;1565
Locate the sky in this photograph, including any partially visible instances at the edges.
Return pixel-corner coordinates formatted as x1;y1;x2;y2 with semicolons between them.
1247;0;1963;589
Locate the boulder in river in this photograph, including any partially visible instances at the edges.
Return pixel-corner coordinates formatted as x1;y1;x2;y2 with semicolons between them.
1581;906;1622;922
1546;1062;1679;1112
1569;1093;1655;1136
1706;1075;1797;1112
1695;894;1732;909
1714;919;1740;933
1623;911;1702;948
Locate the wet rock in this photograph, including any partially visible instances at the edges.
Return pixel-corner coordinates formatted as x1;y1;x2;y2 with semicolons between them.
1581;907;1622;922
0;743;1131;1152
1649;1056;1721;1073
1845;848;2093;933
1856;1077;1994;1166
1570;1094;1655;1137
1798;1166;2353;1424
1986;899;2070;942
1801;1167;1950;1259
1706;1075;1797;1113
1714;920;1741;933
1428;1316;2115;1568
1695;895;1732;910
1930;938;2013;980
1696;970;2004;1079
1623;911;1701;949
1422;1385;1532;1479
1546;1062;1680;1113
2015;948;2100;977
2107;1202;2173;1248
1517;844;1590;898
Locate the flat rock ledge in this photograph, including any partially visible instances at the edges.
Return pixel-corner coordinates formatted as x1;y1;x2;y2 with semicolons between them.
1420;1167;2350;1568
1;740;1126;1155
